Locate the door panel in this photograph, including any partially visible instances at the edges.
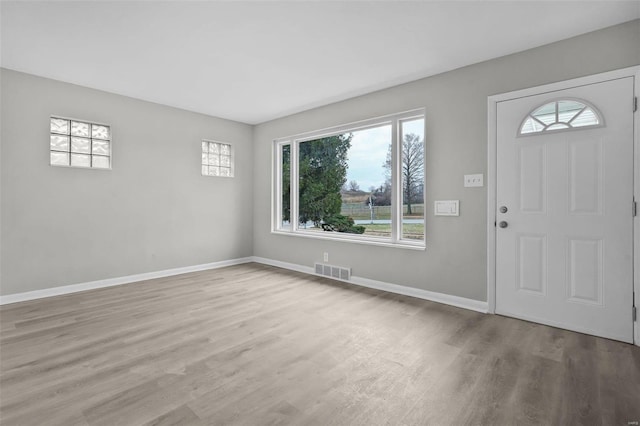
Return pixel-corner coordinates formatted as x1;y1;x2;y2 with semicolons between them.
567;237;602;305
519;144;546;213
496;77;634;343
516;234;547;295
568;138;603;214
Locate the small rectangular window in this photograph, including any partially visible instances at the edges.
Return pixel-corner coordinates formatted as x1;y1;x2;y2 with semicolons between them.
202;140;233;177
50;117;111;169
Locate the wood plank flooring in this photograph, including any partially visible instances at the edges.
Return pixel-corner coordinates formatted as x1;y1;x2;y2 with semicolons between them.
1;263;639;425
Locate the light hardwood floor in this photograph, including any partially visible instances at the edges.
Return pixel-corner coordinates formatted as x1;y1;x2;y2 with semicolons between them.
1;263;639;425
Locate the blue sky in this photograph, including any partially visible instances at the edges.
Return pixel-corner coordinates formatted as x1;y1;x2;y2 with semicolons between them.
346;119;424;190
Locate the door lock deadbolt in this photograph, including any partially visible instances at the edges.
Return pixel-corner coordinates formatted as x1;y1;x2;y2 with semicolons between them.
499;206;508;213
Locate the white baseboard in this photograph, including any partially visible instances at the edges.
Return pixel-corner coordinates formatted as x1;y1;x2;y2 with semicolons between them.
251;256;488;314
251;256;316;275
0;257;253;305
2;256;488;315
349;275;488;313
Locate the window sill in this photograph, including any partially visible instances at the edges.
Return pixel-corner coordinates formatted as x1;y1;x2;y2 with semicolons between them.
270;229;426;251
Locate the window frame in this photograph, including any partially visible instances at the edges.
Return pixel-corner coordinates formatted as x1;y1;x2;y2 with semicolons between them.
201;139;234;178
49;115;112;170
517;97;604;137
272;109;426;250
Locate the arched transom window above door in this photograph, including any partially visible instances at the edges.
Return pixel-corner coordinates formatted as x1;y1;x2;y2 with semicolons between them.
519;99;603;136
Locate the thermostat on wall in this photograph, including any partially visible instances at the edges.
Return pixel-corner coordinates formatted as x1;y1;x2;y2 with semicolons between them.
434;200;459;216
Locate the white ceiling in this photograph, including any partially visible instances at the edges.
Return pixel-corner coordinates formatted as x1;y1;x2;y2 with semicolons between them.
2;1;639;124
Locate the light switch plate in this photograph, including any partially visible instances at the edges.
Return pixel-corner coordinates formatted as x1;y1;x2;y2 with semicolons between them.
434;200;459;216
464;174;483;187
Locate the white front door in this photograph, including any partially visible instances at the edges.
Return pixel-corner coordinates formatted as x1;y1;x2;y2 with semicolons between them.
496;77;634;343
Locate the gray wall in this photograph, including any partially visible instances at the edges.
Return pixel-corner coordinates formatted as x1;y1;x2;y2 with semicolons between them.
252;20;640;302
2;20;638;300
1;69;254;296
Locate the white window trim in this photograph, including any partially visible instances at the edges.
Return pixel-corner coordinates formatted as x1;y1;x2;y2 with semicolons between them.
272;109;426;249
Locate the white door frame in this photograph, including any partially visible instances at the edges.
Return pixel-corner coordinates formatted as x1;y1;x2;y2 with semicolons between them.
487;66;640;346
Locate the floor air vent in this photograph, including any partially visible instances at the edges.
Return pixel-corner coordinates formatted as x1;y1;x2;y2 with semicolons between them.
314;263;351;281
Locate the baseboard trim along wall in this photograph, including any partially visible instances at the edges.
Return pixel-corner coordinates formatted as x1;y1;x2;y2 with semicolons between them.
251;256;489;314
0;257;253;305
1;255;488;315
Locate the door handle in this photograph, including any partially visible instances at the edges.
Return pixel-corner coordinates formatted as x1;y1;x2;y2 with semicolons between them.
499;221;508;228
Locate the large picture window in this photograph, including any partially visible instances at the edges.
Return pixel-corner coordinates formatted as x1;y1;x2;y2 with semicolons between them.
273;110;425;248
